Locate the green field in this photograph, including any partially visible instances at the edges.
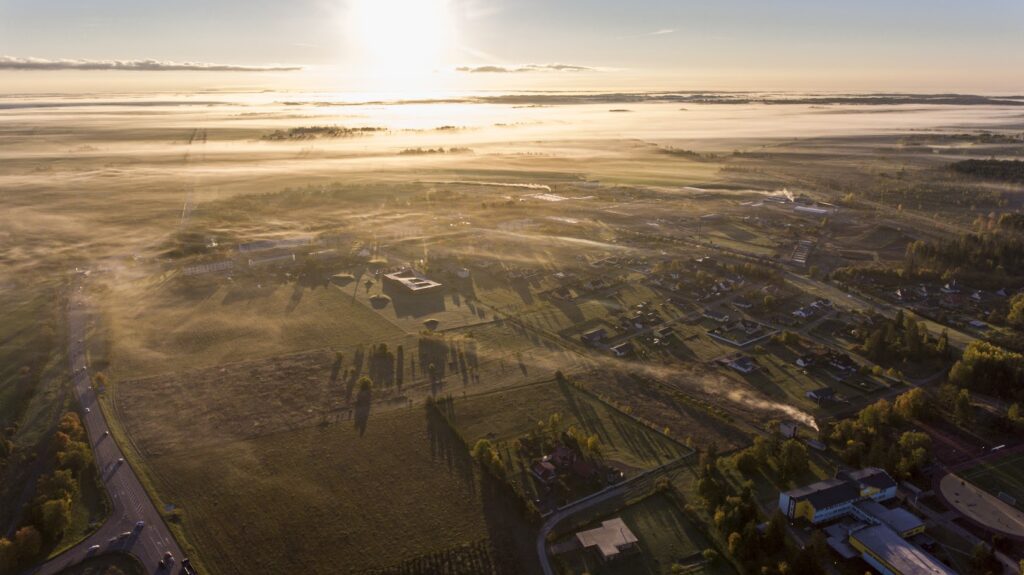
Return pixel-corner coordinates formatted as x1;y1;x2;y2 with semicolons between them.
961;451;1024;510
137;406;517;575
554;493;727;575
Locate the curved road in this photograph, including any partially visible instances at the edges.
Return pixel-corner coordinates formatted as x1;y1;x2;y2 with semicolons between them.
23;281;186;575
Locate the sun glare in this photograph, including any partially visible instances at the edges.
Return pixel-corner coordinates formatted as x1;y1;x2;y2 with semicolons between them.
346;0;453;84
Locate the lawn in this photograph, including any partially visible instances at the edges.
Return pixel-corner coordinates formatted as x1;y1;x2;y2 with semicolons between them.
553;493;728;575
137;406;518;575
961;451;1024;511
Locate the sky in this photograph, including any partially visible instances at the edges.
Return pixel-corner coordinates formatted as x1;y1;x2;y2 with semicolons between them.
1;0;1023;94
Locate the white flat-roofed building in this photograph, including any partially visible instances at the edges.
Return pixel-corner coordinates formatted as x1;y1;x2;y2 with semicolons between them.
383;269;444;295
575;518;639;561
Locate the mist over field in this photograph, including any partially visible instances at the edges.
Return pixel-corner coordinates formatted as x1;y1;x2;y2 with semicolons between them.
4;85;1024;575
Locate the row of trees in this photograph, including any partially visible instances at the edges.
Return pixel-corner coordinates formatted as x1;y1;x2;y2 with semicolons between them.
0;412;95;572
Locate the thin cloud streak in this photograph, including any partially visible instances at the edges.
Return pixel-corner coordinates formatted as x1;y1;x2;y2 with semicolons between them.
0;56;301;72
455;63;594;74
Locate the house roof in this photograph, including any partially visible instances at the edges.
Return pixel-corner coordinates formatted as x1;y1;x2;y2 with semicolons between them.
576;518;639;559
848;467;897;491
784;478;861;510
731;357;755;370
854;498;923;534
850;524;956;575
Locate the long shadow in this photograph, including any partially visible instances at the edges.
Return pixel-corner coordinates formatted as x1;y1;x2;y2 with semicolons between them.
384;282;446;318
479;468;542;575
285;282;304;313
511;280;534;305
353;386;372;436
329;356;342;391
424;403;476;494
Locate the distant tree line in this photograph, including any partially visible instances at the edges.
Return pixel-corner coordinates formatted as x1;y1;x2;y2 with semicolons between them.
906;230;1024;279
951;159;1024;183
262;125;385;140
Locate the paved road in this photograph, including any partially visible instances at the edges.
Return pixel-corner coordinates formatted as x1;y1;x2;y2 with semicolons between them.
23;282;187;575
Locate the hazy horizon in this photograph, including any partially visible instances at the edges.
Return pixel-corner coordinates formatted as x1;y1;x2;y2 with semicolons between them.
2;0;1023;94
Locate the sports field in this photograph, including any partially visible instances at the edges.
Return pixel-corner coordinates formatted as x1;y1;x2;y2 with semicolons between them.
940;460;1024;538
961;451;1024;511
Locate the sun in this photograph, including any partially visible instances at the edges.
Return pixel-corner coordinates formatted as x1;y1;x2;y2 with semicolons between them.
346;0;454;83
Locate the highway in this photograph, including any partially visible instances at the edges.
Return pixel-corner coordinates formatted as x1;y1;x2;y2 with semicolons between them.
24;281;187;575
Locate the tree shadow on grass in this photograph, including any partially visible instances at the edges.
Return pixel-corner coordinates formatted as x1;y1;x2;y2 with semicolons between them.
354;386;371;436
285;282;304;313
424;404;476;495
479;470;541;575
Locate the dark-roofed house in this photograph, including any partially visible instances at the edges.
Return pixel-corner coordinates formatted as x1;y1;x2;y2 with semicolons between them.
844;467;898;501
531;461;557;484
728;356;757;374
779;468;899;524
779;478;862;524
581;328;608;346
806;387;835;403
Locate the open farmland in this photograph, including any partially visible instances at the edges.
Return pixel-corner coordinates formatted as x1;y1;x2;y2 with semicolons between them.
135;406;530;575
3;84;1024;575
102;274;406;380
